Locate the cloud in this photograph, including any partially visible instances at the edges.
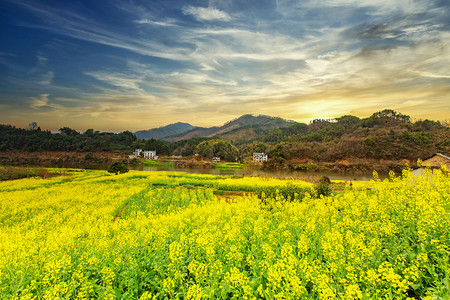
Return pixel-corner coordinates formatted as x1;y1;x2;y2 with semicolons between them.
303;0;432;16
2;0;449;130
38;71;54;85
183;27;311;63
78;21;449;126
416;71;450;79
30;94;50;109
85;71;143;91
9;0;192;61
182;6;231;22
135;19;179;27
37;55;48;65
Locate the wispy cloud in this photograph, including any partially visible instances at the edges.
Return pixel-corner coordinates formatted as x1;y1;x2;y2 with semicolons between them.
416;71;450;79
8;0;192;61
182;6;231;22
302;0;433;16
135;19;179;27
30;94;51;109
30;54;54;85
36;55;48;66
85;71;144;91
38;71;54;85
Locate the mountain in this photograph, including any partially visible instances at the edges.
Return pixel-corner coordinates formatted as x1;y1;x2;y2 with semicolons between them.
253;110;450;163
135;122;195;140
166;114;297;143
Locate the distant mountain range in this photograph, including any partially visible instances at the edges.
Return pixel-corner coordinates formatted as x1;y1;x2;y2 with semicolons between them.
135;114;297;142
134;122;195;140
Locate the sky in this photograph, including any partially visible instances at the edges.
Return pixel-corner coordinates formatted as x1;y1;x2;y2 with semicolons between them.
0;0;449;132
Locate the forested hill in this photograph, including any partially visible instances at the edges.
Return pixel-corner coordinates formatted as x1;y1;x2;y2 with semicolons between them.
166;114;296;142
135;122;194;140
243;110;449;162
0;126;137;152
0;110;448;164
166;110;449;164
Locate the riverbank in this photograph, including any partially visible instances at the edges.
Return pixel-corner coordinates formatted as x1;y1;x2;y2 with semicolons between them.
0;151;123;169
0;151;410;176
140;158;243;170
284;158;411;174
0;151;391;182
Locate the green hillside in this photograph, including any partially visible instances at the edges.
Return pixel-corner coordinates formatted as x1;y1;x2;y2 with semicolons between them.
166;114;296;142
135;122;195;140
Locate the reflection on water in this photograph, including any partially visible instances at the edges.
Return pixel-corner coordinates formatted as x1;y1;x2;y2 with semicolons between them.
130;166;382;182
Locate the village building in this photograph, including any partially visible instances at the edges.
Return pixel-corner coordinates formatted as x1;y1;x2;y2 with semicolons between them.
412;153;450;176
212;157;221;163
253;152;268;162
129;148;142;159
143;150;157;159
422;153;450;168
129;149;158;159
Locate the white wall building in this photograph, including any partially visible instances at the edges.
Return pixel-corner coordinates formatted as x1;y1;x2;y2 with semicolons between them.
143;150;157;159
253;153;268;162
129;148;142;159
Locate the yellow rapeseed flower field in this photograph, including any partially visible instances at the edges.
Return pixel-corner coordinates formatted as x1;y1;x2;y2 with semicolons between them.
0;167;448;299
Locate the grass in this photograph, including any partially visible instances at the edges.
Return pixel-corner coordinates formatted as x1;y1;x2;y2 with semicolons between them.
213;162;243;170
141;159;175;167
139;158;243;170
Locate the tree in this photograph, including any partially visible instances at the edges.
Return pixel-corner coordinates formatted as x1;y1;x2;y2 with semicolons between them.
107;162;129;175
145;138;170;155
84;129;95;137
269;143;287;159
28;122;38;130
195;139;239;161
316;176;332;197
240;142;268;159
59;127;79;136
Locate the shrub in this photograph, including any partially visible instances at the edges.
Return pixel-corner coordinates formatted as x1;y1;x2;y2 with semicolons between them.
316;176;332;197
107;162;129;175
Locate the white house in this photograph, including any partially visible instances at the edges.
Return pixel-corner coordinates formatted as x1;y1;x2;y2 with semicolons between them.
253;153;268;162
129;148;142;159
212;157;221;163
143;150;157;159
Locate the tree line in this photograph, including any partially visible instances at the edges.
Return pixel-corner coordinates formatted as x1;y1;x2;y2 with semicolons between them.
0;125;137;152
1;110;448;164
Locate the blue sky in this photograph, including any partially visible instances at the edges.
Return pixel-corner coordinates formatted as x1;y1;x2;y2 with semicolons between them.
1;0;449;131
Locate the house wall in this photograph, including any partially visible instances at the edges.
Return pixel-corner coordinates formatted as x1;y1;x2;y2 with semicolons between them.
253;153;268;162
422;155;450;168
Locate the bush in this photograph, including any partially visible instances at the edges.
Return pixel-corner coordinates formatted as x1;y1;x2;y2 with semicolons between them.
107;162;129;175
316;176;332;197
128;158;139;166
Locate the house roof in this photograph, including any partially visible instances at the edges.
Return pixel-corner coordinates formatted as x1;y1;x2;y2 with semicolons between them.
424;153;450;161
